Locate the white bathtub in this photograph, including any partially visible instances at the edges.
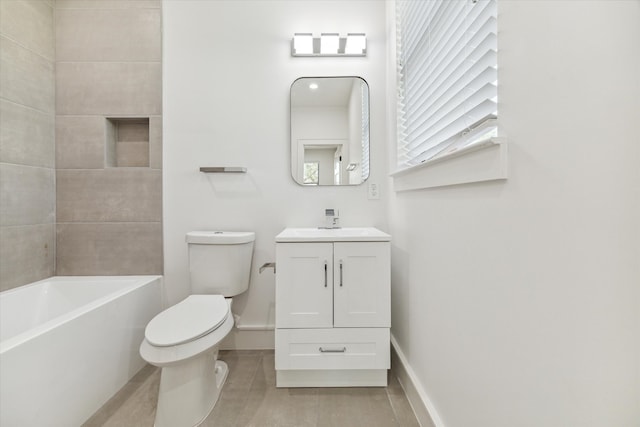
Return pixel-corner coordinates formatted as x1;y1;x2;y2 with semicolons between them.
0;276;163;427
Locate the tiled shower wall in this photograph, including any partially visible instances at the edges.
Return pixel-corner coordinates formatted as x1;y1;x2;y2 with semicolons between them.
55;0;163;275
0;1;56;291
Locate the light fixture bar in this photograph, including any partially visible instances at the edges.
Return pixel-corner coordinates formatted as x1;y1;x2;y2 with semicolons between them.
291;33;367;57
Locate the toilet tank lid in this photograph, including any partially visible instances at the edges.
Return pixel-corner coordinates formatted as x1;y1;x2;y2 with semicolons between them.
186;231;255;244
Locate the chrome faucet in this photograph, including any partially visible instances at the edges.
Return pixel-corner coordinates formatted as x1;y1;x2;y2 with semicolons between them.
320;208;340;229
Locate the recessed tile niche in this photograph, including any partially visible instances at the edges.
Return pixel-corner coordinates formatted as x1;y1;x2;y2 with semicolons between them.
106;118;150;167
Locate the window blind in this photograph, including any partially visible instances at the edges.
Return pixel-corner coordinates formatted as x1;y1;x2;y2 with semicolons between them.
396;0;498;169
361;81;370;181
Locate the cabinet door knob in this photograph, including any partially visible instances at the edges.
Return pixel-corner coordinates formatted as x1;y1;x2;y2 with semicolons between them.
324;260;328;287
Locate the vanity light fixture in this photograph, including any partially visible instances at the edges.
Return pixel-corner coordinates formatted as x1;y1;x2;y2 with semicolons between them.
291;33;367;57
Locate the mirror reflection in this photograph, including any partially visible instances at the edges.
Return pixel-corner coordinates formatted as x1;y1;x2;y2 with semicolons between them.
290;77;370;186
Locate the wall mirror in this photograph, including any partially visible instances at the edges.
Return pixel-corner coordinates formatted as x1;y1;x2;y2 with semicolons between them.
290;76;370;186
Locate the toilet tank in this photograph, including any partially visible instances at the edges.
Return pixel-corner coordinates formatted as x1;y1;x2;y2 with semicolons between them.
186;231;255;297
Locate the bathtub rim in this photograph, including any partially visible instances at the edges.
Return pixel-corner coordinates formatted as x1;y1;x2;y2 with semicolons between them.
0;275;163;354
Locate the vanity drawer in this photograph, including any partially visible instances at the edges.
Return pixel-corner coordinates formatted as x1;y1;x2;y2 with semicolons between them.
275;328;389;370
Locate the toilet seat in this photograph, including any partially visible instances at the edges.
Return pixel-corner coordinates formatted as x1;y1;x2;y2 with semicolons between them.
145;295;229;347
140;298;234;367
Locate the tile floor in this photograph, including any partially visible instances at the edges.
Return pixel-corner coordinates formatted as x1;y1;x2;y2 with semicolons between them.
83;350;420;427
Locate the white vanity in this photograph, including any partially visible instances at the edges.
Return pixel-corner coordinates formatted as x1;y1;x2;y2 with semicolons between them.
274;227;391;387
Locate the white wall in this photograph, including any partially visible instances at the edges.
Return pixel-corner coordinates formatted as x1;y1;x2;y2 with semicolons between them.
164;0;639;421
162;0;387;345
387;2;640;427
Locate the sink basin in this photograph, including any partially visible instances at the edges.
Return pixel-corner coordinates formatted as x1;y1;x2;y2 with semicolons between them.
275;227;391;242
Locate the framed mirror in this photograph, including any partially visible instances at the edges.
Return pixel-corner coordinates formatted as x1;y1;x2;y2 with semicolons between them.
290;76;370;186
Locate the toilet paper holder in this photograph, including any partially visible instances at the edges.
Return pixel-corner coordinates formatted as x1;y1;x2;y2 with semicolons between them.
259;262;276;274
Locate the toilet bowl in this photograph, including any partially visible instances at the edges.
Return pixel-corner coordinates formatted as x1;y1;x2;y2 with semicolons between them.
140;295;234;427
139;231;255;427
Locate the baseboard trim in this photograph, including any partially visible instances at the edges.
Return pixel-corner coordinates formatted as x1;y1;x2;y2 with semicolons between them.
390;334;444;427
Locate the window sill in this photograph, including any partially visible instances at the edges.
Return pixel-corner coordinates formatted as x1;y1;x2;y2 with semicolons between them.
390;138;508;191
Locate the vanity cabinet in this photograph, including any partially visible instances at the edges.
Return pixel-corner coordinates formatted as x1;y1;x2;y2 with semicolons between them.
274;228;391;387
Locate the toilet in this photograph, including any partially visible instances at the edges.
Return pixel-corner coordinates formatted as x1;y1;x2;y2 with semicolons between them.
140;231;255;427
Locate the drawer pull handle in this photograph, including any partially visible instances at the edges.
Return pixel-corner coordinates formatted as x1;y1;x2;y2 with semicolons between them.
339;259;343;287
319;347;346;353
324;261;328;287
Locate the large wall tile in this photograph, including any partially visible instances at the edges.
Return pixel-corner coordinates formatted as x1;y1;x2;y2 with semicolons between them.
56;115;106;169
0;163;55;226
0;36;55;113
56;62;161;116
51;0;164;279
1;0;56;289
0;99;55;168
55;0;161;9
0;0;55;61
0;224;55;291
56;8;161;62
57;168;162;222
56;222;162;275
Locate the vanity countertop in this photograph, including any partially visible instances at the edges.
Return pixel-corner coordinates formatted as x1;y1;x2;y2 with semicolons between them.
275;227;391;243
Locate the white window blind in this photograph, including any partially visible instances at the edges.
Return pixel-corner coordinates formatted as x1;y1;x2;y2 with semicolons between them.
396;0;498;170
361;81;370;181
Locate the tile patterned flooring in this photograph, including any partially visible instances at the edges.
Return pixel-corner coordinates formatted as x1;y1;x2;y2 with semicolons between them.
83;350;420;427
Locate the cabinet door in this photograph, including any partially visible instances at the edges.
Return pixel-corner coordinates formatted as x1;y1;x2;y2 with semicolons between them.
276;243;333;328
333;242;390;328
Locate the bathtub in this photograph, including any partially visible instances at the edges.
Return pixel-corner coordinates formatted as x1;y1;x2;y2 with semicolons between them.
0;275;163;427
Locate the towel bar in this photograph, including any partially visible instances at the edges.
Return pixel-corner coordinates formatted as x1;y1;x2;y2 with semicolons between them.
199;167;247;173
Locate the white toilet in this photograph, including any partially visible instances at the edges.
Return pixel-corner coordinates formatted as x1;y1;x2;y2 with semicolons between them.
140;231;255;427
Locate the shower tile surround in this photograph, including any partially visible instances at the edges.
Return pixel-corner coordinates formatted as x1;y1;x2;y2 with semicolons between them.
54;0;163;276
0;0;162;289
0;0;56;291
